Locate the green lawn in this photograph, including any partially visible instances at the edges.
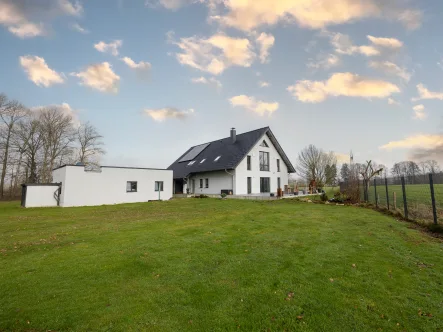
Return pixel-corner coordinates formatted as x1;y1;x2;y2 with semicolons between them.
1;199;442;331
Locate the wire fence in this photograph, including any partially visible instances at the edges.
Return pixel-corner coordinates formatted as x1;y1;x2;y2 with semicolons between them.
340;173;443;224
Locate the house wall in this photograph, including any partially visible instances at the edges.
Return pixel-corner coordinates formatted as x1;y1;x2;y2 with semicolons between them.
52;166;173;207
234;133;289;195
189;170;234;195
23;185;60;208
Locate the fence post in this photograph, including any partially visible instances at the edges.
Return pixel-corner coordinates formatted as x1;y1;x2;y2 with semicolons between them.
385;178;390;210
374;178;378;208
401;176;409;219
429;173;438;225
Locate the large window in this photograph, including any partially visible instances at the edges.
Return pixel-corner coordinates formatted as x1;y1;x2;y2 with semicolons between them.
247;155;251;171
247;177;252;194
277;177;281;189
205;178;209;188
277;159;280;172
127;181;137;192
260;177;270;193
155;181;164;192
259;151;269;171
199;179;203;188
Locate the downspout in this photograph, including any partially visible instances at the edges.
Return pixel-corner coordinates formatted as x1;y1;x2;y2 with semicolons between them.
225;169;235;195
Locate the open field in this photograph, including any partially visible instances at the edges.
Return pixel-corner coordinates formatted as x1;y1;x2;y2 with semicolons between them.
1;199;443;331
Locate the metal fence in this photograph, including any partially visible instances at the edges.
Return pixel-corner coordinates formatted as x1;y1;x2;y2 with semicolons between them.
340;173;443;224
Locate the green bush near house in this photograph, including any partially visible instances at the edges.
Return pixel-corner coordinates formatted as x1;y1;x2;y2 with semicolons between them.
0;199;442;331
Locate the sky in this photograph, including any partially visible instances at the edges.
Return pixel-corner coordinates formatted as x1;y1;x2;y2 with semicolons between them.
1;0;443;171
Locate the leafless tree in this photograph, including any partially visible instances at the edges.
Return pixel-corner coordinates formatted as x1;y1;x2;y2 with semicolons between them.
76;122;105;165
296;144;337;187
360;160;383;199
16;116;44;183
38;107;75;182
0;96;28;197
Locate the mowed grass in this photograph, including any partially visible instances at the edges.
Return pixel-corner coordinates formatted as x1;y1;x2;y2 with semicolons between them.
1;199;443;331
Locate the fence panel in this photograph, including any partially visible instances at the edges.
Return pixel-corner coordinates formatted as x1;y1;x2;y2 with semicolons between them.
340;173;441;224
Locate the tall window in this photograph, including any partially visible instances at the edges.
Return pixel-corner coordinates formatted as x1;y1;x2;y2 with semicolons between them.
277;177;281;189
247;177;252;194
259;151;269;171
155;181;164;192
205;178;209;188
126;181;137;192
247;155;251;170
199;179;203;188
260;177;270;193
277;159;280;172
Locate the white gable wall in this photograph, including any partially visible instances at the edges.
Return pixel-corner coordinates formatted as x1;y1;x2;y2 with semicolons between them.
234;133;289;195
52;166;173;207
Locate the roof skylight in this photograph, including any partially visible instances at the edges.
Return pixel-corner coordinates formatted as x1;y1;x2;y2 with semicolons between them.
214;156;221;162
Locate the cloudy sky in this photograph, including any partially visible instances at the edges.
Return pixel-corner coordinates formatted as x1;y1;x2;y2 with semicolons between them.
0;0;442;169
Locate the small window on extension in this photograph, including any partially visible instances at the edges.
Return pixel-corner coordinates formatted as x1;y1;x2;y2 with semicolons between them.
155;181;164;192
199;179;203;188
214;156;221;162
127;181;137;192
205;178;209;188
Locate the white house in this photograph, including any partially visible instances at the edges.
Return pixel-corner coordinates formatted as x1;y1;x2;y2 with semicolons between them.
21;165;173;207
168;127;296;196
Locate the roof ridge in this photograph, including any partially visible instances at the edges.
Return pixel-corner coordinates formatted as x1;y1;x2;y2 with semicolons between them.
188;127;269;149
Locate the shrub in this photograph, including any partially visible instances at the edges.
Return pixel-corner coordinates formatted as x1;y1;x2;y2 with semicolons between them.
320;193;329;202
220;193;227;199
192;194;209;198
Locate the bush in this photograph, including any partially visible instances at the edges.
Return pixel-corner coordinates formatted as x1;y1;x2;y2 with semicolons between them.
193;194;209;198
220;193;227;199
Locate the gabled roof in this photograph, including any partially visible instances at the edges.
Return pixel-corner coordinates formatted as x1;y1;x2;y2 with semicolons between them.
168;127;296;179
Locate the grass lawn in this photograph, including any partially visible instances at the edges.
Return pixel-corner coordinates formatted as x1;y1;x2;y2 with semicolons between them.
1;199;442;331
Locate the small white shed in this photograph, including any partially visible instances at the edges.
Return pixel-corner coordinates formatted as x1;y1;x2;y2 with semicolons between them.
21;165;173;208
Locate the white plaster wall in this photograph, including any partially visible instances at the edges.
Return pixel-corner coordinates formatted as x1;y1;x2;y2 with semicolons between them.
235;133;289;195
24;186;60;207
189;171;233;195
52;166;173;207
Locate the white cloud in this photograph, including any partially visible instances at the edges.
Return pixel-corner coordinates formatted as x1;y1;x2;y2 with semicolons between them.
412;83;443;101
71;62;120;93
287;72;400;103
121;57;151;71
0;0;82;38
19;55;64;87
369;61;411;81
388;98;400;106
380;134;443;150
412;104;426;120
172;33;255;75
211;0;421;31
72;23;89;34
307;53;340;69
94;40;123;56
191;76;222;88
258;81;270;88
144;107;195;122
229;95;279;116
31;102;81;127
366;35;403;49
256;32;275;63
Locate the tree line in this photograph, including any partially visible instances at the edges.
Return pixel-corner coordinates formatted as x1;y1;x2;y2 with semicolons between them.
0;93;105;198
295;144;441;187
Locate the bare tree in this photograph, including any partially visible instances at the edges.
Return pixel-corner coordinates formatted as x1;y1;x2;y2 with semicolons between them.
0;97;27;197
425;160;440;174
39;108;75;182
76;122;105;165
360;160;383;199
296;145;337;187
16;116;44;183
